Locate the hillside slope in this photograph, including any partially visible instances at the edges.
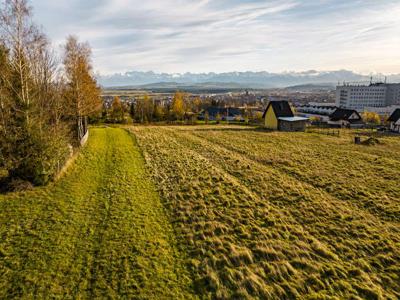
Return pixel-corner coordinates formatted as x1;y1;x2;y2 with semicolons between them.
1;125;399;299
0;128;194;299
132;125;400;299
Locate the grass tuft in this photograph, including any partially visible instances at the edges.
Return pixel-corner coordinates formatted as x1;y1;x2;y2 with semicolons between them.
132;125;400;299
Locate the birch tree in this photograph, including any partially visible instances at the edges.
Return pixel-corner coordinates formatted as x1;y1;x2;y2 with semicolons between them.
63;36;101;142
172;92;185;121
0;0;69;185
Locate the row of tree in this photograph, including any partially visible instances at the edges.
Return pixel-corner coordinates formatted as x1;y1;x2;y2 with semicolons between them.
102;92;203;124
0;0;101;187
102;92;264;124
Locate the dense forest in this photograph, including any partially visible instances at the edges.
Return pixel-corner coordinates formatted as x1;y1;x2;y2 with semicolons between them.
0;0;101;189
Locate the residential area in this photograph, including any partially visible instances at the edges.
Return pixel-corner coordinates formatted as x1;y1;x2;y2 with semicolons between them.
100;78;400;134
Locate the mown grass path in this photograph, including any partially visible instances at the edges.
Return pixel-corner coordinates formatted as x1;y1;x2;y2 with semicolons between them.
0;127;194;299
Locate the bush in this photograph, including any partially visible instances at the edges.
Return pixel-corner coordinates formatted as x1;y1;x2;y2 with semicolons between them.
8;127;71;186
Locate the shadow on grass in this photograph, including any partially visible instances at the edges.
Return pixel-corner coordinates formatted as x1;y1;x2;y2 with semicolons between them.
0;175;34;194
0;178;8;194
182;126;273;133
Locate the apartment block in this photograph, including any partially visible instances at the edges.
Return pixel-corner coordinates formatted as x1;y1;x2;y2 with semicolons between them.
336;83;400;110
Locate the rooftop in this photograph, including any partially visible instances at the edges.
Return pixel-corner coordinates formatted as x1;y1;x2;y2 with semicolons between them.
263;101;294;119
330;108;361;121
278;117;309;122
388;109;400;122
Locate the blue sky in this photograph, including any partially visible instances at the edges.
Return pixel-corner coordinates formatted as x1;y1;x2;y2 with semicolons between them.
31;0;400;75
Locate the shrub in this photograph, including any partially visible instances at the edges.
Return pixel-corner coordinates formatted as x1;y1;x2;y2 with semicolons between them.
8;127;70;186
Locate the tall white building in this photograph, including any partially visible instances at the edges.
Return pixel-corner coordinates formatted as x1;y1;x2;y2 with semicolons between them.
386;84;400;106
336;83;400;110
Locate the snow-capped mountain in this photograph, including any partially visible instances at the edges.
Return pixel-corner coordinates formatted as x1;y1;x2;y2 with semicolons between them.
98;70;400;89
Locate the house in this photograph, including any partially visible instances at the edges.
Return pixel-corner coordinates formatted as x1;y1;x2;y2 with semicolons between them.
199;107;243;121
263;101;308;131
296;104;337;125
388;109;400;133
328;108;364;128
296;104;337;116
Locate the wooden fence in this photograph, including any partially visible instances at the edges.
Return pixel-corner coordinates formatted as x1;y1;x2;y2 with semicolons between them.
306;127;340;136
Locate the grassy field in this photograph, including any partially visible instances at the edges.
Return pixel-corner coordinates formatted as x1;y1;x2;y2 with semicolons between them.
0;127;194;299
1;125;399;299
132;125;400;299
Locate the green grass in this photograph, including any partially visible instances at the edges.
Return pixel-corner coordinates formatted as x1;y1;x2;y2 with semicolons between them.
1;125;399;299
132;125;400;299
0;127;195;299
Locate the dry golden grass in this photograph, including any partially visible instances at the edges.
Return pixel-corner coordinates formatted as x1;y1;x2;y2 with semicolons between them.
132;125;400;299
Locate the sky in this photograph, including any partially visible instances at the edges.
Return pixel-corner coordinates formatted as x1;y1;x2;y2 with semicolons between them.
31;0;400;75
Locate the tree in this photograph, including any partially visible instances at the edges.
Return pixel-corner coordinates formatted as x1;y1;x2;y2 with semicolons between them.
243;108;250;124
63;35;102;142
253;111;264;123
129;102;135;120
111;96;125;123
216;113;221;124
0;0;70;185
383;113;390;124
172;91;185;121
0;45;13;170
193;97;202;113
153;102;164;121
362;111;381;125
0;0;37;128
135;94;153;123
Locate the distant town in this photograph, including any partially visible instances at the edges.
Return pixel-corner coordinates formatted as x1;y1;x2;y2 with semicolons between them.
101;78;400;132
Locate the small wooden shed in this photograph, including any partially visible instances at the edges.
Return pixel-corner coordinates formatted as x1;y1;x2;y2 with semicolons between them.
263;101;308;132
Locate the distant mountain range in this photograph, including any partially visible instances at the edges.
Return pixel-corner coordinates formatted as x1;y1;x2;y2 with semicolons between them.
98;70;400;89
106;81;249;93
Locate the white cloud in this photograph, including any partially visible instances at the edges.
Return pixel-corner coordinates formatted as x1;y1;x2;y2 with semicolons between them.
30;0;400;74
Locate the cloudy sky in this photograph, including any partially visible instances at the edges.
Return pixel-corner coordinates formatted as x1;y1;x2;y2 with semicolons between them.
31;0;400;75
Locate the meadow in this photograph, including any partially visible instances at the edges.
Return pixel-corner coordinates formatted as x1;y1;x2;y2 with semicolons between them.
0;128;194;299
0;125;399;299
132;125;400;299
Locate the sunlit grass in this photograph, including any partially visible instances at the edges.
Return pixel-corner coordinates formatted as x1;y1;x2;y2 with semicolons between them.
1;125;398;299
0;127;195;299
132;125;400;299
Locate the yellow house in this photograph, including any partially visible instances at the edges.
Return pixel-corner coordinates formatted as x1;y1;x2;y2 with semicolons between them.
263;101;308;131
